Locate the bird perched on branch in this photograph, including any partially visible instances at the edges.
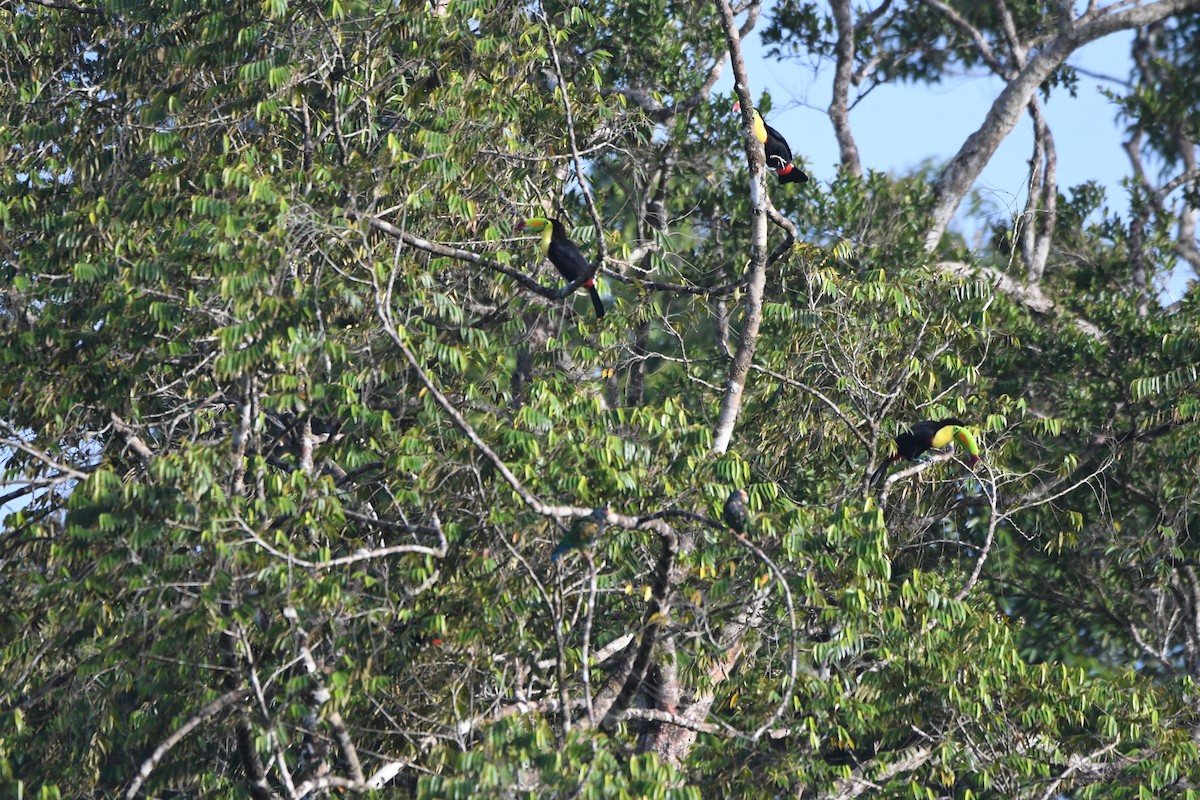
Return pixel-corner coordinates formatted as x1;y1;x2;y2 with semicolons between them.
723;489;750;538
552;506;615;560
521;217;605;318
732;101;808;185
870;418;980;486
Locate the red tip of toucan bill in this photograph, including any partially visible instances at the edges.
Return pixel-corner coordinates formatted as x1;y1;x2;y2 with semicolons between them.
732;100;741;113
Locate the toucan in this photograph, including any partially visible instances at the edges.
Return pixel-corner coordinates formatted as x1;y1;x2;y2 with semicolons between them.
552;506;615;560
870;418;980;486
723;489;749;537
521;217;605;318
732;101;809;185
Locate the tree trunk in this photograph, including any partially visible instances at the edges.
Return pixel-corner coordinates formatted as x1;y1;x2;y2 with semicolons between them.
925;0;1200;251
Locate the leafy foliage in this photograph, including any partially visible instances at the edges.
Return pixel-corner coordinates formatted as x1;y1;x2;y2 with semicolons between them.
2;0;1200;798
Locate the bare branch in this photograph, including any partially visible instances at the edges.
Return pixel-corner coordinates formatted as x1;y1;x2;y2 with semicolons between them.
935;260;1104;339
284;608;365;786
919;0;1009;76
750;364;870;447
109;412;155;464
19;0;100;13
1020;98;1058;284
124;687;252;799
829;0;863;176
374;290;584;520
539;4;608;283
735;535;798;741
954;473;1001;602
361;209;743;302
235;509;448;569
0;420;89;481
712;0;772;454
231;373;253;496
358;213;569;301
818;743;935;800
581;554;600;725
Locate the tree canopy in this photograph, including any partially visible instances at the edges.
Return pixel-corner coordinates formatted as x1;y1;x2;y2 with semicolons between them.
2;0;1200;797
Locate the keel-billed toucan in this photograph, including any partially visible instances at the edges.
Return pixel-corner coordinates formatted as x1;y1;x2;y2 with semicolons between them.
521;217;605;318
723;488;750;537
732;101;809;185
552;506;615;560
870;418;980;486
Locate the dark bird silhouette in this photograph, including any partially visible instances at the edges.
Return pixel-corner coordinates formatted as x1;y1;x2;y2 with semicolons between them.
522;217;605;318
723;489;750;537
552;506;614;560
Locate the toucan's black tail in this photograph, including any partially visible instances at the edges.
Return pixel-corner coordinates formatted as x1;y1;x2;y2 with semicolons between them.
869;459;891;488
586;284;605;318
777;164;809;184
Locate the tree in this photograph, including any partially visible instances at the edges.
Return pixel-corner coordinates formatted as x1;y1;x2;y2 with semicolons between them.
2;0;1199;797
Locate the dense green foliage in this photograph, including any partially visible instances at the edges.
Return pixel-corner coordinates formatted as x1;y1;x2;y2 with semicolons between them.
2;1;1200;798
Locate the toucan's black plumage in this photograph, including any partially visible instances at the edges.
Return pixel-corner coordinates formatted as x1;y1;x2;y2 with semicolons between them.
723;489;750;537
893;418;968;461
870;418;980;486
522;217;605;318
733;101;809;185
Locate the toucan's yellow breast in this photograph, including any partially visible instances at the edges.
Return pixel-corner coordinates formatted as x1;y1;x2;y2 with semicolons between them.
930;425;957;448
752;111;767;144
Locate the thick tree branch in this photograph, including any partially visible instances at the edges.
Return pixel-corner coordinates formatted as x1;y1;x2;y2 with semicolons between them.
109;412;155;464
1020;98;1057;284
934;260;1103;339
284;607;365;786
829;0;863;176
652;585;772;764
925;0;1200;250
818;743;934;800
712;0;770;454
124;687;252;799
599;520;679;731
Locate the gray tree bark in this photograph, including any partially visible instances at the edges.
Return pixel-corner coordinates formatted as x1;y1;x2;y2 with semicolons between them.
924;0;1200;252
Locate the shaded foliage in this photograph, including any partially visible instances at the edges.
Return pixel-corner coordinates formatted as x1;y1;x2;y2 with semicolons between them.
2;0;1200;798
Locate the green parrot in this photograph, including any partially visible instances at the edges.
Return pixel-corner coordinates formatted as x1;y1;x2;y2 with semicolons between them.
552;506;614;560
